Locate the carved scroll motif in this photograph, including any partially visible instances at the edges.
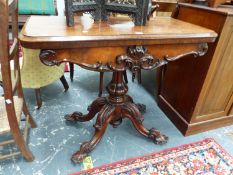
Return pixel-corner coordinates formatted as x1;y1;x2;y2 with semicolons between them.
39;50;61;66
108;43;208;72
39;43;208;72
117;46;168;72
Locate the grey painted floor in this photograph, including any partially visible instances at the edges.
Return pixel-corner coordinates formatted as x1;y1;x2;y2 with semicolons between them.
1;67;233;175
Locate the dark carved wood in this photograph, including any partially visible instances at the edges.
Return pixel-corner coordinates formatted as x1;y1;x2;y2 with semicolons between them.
65;0;151;26
118;44;208;71
39;43;208;72
39;50;61;66
60;75;69;92
63;43;209;163
65;71;168;163
39;44;209;163
65;97;106;122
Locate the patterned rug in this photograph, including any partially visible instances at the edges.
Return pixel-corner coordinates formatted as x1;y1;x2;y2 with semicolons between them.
71;138;233;175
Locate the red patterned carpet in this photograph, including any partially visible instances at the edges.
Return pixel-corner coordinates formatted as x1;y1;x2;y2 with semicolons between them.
71;138;233;175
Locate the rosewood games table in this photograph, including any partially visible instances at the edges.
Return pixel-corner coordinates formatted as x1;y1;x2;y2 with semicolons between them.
19;16;217;163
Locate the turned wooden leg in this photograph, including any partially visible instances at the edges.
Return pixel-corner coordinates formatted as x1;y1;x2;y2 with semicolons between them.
10;123;34;161
98;72;104;97
122;102;168;145
60;75;69;92
71;104;115;163
64;97;106;122
123;70;128;84
35;88;42;109
69;63;74;82
138;69;142;84
22;99;37;128
67;71;167;164
16;79;37;128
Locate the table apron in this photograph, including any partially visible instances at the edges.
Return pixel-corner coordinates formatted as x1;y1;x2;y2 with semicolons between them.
39;43;207;72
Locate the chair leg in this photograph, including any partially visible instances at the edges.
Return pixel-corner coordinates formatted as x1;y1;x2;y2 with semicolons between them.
138;69;142;84
16;80;37;128
123;70;128;84
69;63;74;82
10;121;34;161
23;99;37;128
60;75;69;92
35;88;42;109
98;72;104;97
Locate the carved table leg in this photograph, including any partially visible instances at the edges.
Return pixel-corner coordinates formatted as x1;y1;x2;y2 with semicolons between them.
71;105;115;163
65;97;106;122
122;102;168;144
67;71;168;163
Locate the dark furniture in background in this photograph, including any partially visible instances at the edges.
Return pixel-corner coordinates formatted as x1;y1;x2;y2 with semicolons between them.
157;3;233;136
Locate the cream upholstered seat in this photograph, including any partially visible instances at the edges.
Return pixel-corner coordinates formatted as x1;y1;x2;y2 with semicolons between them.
21;48;65;89
0;48;69;109
20;48;69;109
15;0;69;109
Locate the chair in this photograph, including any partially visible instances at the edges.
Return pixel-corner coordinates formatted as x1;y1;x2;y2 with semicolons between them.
18;0;57;26
0;0;37;161
17;0;69;109
20;48;69;109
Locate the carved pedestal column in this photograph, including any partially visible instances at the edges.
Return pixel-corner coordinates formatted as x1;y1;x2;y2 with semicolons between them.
40;43;208;163
65;70;168;163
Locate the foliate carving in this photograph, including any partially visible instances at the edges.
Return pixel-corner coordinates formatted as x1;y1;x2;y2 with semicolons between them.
108;43;208;72
112;46;168;73
39;50;61;66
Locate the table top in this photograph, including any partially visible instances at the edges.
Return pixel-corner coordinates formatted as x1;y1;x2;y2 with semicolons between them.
19;16;217;49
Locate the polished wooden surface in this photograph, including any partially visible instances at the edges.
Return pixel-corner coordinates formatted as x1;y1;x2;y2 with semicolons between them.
20;16;216;49
158;3;233;135
19;14;217;163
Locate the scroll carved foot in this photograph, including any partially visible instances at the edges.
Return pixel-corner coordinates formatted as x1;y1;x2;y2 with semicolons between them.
64;112;83;122
71;105;115;163
71;142;90;164
123;102;168;145
148;128;168;145
65;97;106;122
